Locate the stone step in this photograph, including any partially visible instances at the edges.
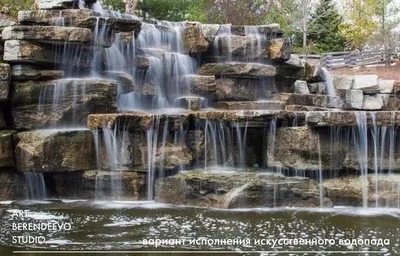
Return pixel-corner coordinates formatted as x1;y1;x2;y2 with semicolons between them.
12;65;64;81
286;93;343;109
213;101;285;110
2;26;92;44
306;111;400;127
18;9;141;33
87;110;306;131
3;40;94;67
198;62;276;78
14;129;96;172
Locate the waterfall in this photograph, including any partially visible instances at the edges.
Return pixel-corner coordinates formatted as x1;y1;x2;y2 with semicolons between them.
319;67;336;97
355;111;369;208
24;172;47;200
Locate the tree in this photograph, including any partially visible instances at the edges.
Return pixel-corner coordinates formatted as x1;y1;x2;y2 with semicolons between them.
125;0;139;15
137;0;200;21
203;0;274;25
339;0;378;50
102;0;125;12
308;0;346;52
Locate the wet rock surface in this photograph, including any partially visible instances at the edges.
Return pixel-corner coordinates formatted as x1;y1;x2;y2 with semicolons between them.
14;129;96;173
2;26;92;43
12;78;117;129
155;170;330;208
324;175;400;207
198;63;276;78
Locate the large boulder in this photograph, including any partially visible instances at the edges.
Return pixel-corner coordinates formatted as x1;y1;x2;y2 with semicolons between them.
0;63;11;102
352;75;379;93
182;25;210;54
198;62;276;78
215;78;273;101
332;75;353;90
267;38;290;62
4;40;94;67
215;35;267;60
18;10;141;33
2;26;92;43
12;78;117;129
155;170;330;208
337;89;363;110
324;175;400;207
182;75;217;98
269;126;347;171
14;129;96;173
0;130;16;168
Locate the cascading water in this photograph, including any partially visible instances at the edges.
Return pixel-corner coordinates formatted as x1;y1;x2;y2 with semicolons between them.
24;172;47;200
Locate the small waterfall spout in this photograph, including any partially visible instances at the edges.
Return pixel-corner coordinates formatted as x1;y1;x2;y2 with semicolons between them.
24;172;47;200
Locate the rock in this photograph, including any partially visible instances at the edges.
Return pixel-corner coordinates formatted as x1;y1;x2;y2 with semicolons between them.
51;170;147;200
308;82;326;94
294;80;310;94
337;89;363;109
0;63;11;102
12;65;64;81
199;24;220;44
4;40;94;67
155;143;193;170
0;170;26;200
352;75;379;93
198;63;276;78
14;129;96;173
393;81;400;94
136;56;150;69
182;25;210;54
18;10;142;33
286;94;343;108
0;130;16;167
215;78;274;101
12;78;117;129
215;35;267;59
306;111;400;127
267;38;290;62
324;175;400;207
102;71;134;94
155;170;329;208
269;126;347;171
332;75;353;90
2;26;92;43
182;75;216;98
378;79;394;94
362;94;384;110
176;96;202;111
213;101;285;110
